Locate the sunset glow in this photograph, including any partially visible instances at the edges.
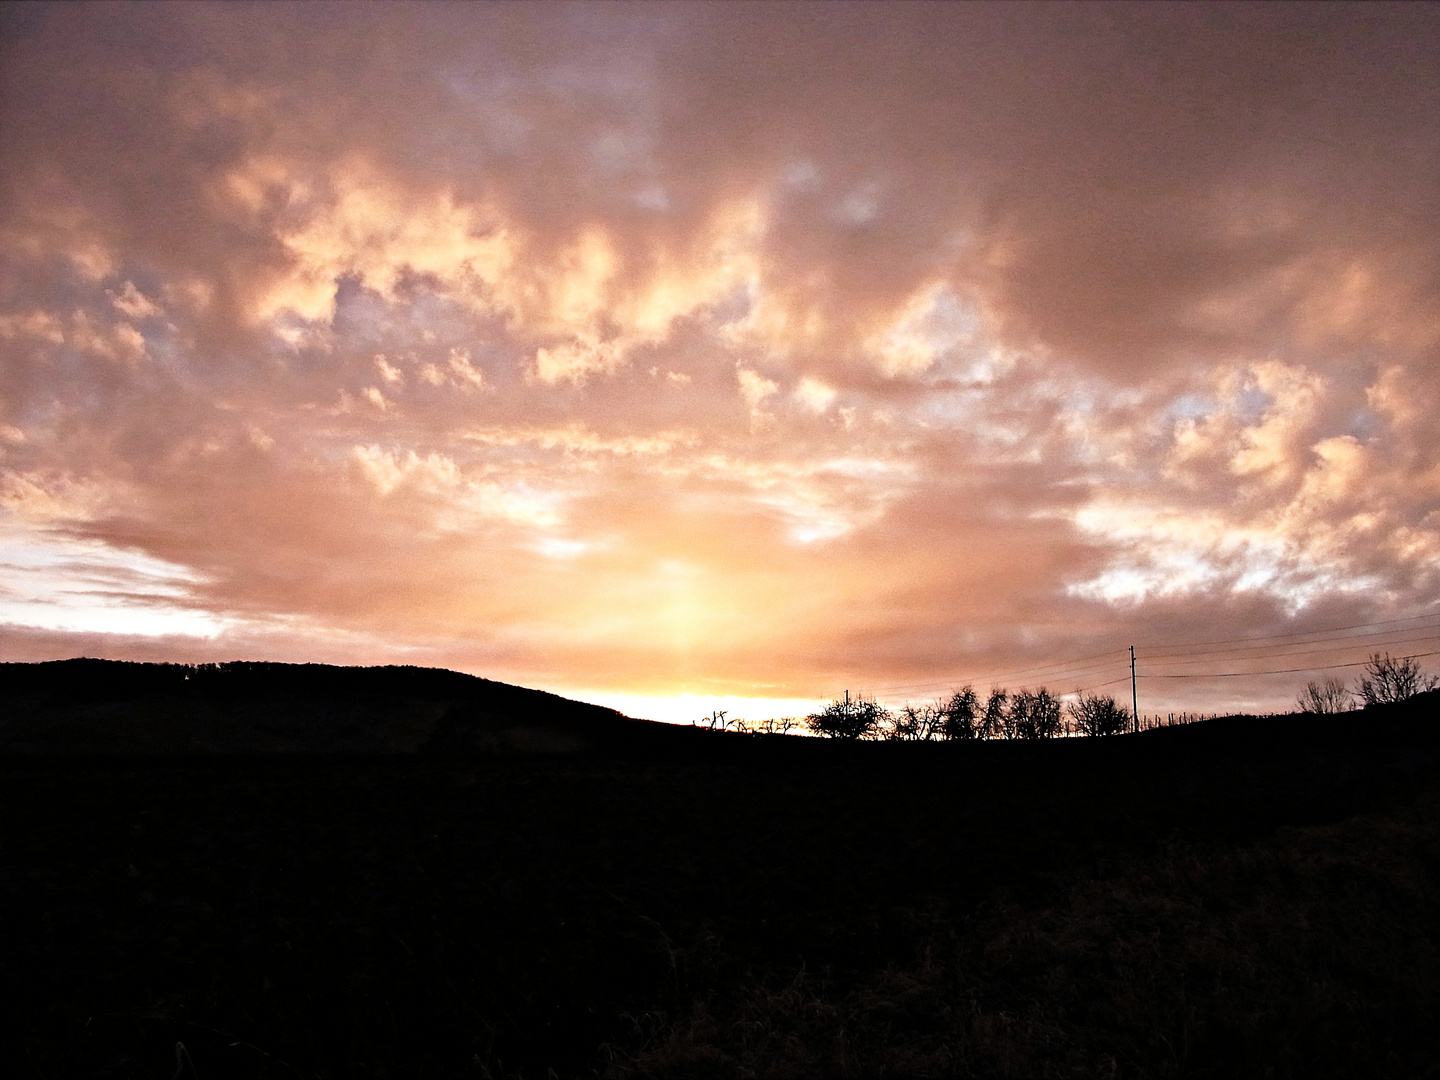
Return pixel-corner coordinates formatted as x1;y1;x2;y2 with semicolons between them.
3;3;1440;720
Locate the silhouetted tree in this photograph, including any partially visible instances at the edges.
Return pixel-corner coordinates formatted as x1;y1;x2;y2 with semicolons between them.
1295;676;1351;715
981;688;1010;739
1068;691;1130;736
807;692;888;739
1006;692;1031;740
940;686;981;740
1355;653;1437;708
756;716;797;735
884;702;944;741
1010;688;1062;739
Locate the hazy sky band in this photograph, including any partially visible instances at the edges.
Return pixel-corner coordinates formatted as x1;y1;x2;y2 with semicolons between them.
2;2;1438;717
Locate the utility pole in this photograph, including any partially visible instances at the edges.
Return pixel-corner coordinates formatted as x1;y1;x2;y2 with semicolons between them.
1130;645;1138;733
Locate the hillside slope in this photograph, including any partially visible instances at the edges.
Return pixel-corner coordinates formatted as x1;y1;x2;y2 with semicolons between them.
0;658;653;754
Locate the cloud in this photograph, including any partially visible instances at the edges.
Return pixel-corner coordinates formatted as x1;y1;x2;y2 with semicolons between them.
736;367;778;410
1;3;1439;712
793;377;836;413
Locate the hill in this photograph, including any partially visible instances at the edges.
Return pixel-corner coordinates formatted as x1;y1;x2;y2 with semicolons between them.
0;658;657;755
4;664;1439;1078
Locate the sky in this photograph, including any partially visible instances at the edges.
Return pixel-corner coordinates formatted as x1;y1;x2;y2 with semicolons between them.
2;2;1440;724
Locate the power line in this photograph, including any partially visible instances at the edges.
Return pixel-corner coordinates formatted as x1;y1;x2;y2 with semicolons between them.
1140;630;1440;669
857;610;1440;708
893;648;1126;687
1139;649;1440;680
1071;674;1134;695
869;647;1129;697
918;612;1440;692
1145;623;1440;662
1142;611;1440;657
870;664;1126;702
872;629;1435;699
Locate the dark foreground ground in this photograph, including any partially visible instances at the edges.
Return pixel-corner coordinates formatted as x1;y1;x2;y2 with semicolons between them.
4;666;1439;1078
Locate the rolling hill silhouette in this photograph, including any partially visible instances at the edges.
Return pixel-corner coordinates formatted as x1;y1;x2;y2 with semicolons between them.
0;658;659;755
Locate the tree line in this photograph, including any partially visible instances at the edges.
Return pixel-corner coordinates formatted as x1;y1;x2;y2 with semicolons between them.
800;686;1132;741
696;686;1131;740
696;652;1437;739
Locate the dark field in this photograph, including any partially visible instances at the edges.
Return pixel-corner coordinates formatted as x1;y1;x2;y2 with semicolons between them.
4;664;1440;1078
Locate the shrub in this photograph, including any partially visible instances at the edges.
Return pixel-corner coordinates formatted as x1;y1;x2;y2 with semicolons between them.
1295;676;1351;715
807;693;889;739
1354;653;1437;708
1069;691;1131;736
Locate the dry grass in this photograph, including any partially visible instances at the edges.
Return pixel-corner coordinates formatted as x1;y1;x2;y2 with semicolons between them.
613;793;1440;1078
6;681;1438;1078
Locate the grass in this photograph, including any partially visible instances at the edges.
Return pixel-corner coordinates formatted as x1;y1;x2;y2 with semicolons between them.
3;666;1438;1077
617;794;1440;1078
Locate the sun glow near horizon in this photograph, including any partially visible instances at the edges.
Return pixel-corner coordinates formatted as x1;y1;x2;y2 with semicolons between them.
571;692;829;729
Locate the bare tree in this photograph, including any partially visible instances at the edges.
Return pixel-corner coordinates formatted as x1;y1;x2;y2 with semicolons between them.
1354;653;1438;708
1295;676;1351;715
940;686;981;740
1034;688;1064;738
1010;688;1063;739
884;702;943;741
1069;691;1131;736
807;692;889;739
756;716;797;735
1007;690;1033;740
981;688;1010;739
